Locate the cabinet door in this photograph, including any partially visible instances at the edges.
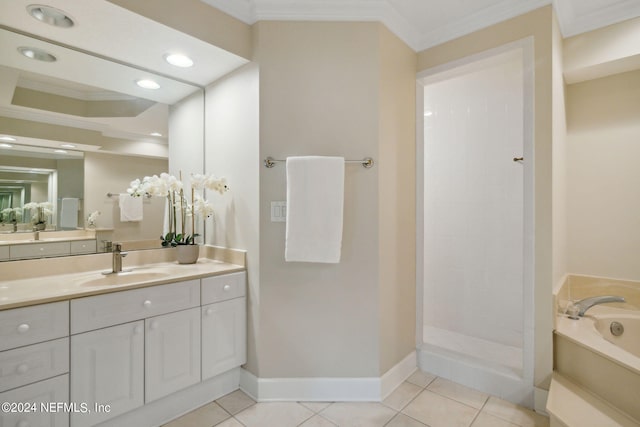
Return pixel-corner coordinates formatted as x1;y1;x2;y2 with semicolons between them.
202;298;246;380
70;321;144;427
0;374;69;427
145;307;200;402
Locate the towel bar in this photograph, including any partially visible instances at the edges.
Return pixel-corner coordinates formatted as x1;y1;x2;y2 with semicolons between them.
264;157;374;169
107;192;151;199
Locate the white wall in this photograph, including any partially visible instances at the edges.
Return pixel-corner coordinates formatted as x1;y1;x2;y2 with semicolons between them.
204;62;260;375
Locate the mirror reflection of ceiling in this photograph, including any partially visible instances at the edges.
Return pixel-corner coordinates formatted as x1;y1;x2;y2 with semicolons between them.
0;0;248;159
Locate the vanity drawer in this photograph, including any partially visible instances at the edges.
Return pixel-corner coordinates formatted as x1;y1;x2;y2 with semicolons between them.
0;337;69;393
70;239;97;255
0;374;69;427
71;280;200;334
201;272;246;305
10;241;70;259
0;301;69;352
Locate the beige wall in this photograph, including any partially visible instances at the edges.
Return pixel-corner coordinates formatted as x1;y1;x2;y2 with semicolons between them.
253;21;417;378
417;6;554;389
84;152;167;241
378;26;417;373
552;12;568;292
566;69;640;280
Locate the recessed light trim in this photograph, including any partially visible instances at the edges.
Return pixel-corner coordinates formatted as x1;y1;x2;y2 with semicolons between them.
18;46;57;62
27;4;75;28
60;143;76;148
0;136;17;142
150;132;163;137
54;149;67;154
136;79;160;90
164;53;194;68
0;143;13;148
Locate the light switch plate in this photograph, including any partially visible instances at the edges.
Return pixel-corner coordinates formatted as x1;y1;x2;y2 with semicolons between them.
271;201;286;222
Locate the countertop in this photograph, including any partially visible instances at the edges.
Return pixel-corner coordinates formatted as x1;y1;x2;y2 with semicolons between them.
0;246;245;311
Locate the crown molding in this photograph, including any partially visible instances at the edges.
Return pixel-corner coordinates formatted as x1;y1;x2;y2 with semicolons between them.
554;0;640;37
201;0;640;52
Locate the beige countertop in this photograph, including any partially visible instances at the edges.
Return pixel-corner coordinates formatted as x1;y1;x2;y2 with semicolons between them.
0;246;245;311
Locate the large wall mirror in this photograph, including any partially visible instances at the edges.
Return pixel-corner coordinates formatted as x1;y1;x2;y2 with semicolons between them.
0;0;247;259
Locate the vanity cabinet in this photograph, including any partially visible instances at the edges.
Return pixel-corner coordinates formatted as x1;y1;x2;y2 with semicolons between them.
145;308;201;402
0;246;8;261
0;301;70;427
70;321;144;427
9;242;70;260
201;272;247;380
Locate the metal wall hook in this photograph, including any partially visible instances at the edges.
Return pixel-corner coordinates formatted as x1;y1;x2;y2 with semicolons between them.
513;157;524;163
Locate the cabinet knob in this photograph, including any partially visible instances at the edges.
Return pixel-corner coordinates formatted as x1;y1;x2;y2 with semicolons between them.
143;300;152;308
223;284;231;291
17;420;30;427
17;324;30;334
206;308;214;316
134;325;143;335
16;364;29;374
149;320;159;330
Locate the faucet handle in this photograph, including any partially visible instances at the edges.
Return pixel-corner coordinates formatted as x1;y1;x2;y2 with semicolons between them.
113;243;122;252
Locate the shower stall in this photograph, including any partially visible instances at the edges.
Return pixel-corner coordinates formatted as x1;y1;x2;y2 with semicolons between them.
416;39;534;406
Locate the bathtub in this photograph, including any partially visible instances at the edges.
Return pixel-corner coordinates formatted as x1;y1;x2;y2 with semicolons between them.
554;305;640;423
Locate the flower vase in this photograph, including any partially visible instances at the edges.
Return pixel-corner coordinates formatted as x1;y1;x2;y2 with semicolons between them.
33;222;46;231
176;244;200;264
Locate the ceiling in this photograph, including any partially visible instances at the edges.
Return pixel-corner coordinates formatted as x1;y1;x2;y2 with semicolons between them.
202;0;640;51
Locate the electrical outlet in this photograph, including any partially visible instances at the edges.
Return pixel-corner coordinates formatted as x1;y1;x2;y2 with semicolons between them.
271;201;286;222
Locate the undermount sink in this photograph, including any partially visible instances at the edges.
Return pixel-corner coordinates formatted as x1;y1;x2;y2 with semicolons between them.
78;270;169;287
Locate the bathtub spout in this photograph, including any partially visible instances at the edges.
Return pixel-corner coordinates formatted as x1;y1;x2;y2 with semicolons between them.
568;295;626;319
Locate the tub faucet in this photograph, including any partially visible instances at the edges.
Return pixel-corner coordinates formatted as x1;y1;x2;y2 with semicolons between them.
110;243;128;274
568;295;626;319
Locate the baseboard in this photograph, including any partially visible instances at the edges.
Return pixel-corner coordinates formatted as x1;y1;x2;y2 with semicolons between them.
380;352;418;400
98;368;241;427
535;386;549;415
240;351;417;402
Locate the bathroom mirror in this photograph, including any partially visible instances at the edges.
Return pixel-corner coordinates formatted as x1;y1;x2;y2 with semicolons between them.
0;27;196;255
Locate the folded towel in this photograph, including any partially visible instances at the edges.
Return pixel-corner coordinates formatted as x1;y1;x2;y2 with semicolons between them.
285;156;344;263
119;193;143;222
60;197;79;228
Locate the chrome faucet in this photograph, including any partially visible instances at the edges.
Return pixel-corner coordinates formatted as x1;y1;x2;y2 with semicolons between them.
568;295;626;319
110;243;128;274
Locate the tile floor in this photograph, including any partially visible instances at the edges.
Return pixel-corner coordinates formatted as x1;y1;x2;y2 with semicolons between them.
163;371;550;427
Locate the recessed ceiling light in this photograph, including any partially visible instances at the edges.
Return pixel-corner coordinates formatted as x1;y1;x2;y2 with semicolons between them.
424;111;433;117
164;53;194;68
0;143;13;148
0;136;16;142
54;149;67;154
60;143;76;148
136;79;160;90
150;132;163;137
27;5;74;28
18;46;57;62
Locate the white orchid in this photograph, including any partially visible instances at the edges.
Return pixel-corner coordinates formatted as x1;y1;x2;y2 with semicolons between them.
87;210;101;227
125;171;229;246
23;202;52;224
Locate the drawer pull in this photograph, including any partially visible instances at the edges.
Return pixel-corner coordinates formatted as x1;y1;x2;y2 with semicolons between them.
17;421;30;427
149;320;159;330
134;325;143;335
143;300;152;308
223;284;231;291
206;308;214;316
17;323;30;334
16;364;29;374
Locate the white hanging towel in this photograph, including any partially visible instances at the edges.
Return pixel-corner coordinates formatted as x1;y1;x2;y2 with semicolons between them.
119;193;143;222
285;156;345;263
60;198;79;228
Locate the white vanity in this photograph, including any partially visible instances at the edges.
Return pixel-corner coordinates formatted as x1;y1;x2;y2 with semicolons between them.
0;248;246;427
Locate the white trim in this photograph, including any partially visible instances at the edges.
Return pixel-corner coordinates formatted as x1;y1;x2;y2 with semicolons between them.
554;0;640;37
380;352;418;400
240;351;417;402
535;386;549;415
